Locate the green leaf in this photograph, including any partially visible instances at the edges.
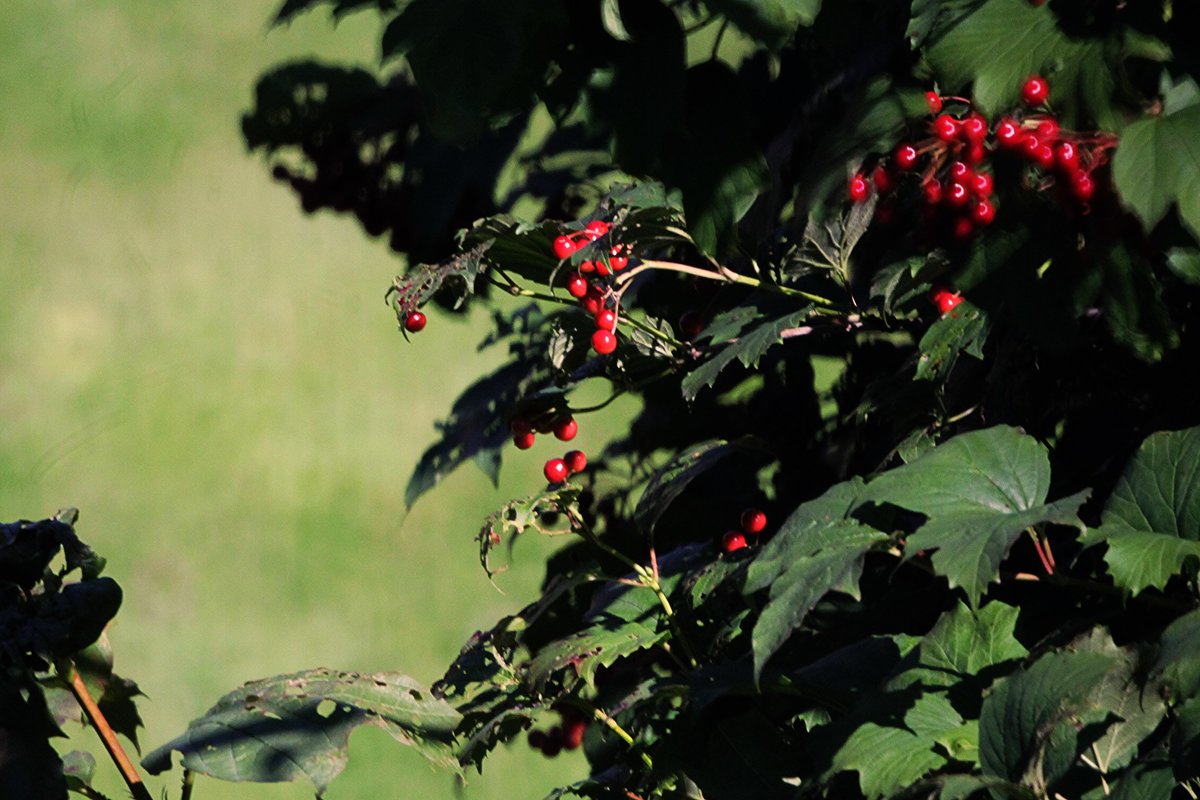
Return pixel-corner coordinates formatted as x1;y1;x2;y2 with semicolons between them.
922;0;1167;128
1167;248;1200;285
1107;761;1179;800
1082;426;1200;595
1096;240;1180;362
61;750;96;792
891;600;1028;693
1082;639;1168;776
1112;104;1200;238
681;309;812;402
1153;608;1200;701
703;0;821;49
915;303;990;382
745;489;890;676
634;439;741;533
143;669;461;796
979;650;1116;792
864;426;1089;604
600;0;632;42
830;722;946;799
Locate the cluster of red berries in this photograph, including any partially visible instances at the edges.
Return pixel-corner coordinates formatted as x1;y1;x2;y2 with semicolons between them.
509;414;588;486
555;220;631;356
528;709;587;758
929;286;964;315
720;508;768;554
849;76;1116;240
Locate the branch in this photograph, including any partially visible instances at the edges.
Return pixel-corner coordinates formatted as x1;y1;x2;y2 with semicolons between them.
66;661;154;800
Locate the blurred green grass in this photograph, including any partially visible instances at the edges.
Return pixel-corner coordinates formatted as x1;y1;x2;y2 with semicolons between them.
0;3;611;797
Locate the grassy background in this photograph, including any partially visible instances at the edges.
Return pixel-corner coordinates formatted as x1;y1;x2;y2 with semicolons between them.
0;3;610;797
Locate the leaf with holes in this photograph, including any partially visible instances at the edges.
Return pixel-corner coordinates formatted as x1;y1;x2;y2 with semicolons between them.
142;669;461;796
681;309;813;402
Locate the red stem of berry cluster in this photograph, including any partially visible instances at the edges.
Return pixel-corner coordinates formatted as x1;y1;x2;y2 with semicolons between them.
67;662;154;800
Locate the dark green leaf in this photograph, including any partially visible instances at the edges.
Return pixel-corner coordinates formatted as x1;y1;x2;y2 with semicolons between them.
634;439;740;533
891;600;1028;693
1082;426;1200;595
864;426;1089;604
830;722;946;799
915;303;990;382
60;751;95;793
1097;240;1180;362
703;0;821;49
1167;248;1200;285
1107;761;1179;800
681;309;812;402
1153;608;1200;701
1112;104;1200;238
143;669;461;796
1081;637;1168;775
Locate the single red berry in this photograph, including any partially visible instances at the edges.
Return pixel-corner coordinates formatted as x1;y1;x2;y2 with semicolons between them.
721;530;748;554
995;118;1023;147
741;508;767;534
579;260;595;274
594;260;612;277
582;229;603;242
566;275;588;298
554;418;578;441
404;311;427;333
952;216;975;240
971;198;996;225
1034;144;1055;169
564;449;587;474
544;458;569;484
962;115;988;142
1021;75;1050;106
561;718;586;750
848;173;870;202
1056;141;1079;171
933;114;959;142
595;309;617;331
1035;118;1060;143
925;91;943;114
679;310;705;340
947;182;970;206
609;246;629;271
966;143;987;165
872;165;895;194
972;172;994;196
949;161;971;181
584;220;610;236
510;417;532;436
1070;171;1095;201
930;287;964;314
1022;134;1042;159
514;431;536;450
894;143;919;170
553;235;578;259
922;179;943;205
592;329;617;355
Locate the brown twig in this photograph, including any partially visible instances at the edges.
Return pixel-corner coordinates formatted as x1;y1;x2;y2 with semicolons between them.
66;662;153;800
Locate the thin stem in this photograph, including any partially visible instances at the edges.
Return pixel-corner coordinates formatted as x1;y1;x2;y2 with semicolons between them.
182;769;197;800
710;19;730;60
620;258;841;308
1026;527;1055;575
66;662;154;800
590;706;654;770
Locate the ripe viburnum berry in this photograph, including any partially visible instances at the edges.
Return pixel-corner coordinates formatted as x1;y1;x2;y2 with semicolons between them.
930;286;964;314
592;329;617;355
872;166;895;194
1070;171;1095;201
609;246;629;271
948;182;970;206
971;198;996;225
962;115;987;142
554;417;578;441
595;309;617;332
553;235;578;259
566;275;588;298
404;311;427;333
1021;75;1049;106
721;531;748;554
544;458;569;484
848;173;869;202
741;508;767;534
561;718;586;750
1056;141;1079;171
922;179;943;205
679;311;705;340
894;143;919;170
584;220;610;236
925;91;943;114
952;217;975;240
564;449;587;474
933;115;960;142
972;172;994;196
514;430;536;450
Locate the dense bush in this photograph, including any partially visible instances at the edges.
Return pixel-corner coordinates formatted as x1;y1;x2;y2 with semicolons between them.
5;0;1200;798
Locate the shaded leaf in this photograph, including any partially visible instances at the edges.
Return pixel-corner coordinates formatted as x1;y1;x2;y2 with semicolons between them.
891;600;1027;693
915;304;990;382
703;0;821;49
1112;103;1200;238
682;309;812;402
1153;608;1200;701
864;426;1089;604
1167;248;1200;285
634;439;739;533
1107;760;1179;800
143;669;461;796
830;721;946;799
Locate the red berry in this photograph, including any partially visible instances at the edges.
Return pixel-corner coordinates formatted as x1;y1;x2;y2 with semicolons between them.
1035;118;1060;143
894;143;919;170
514;431;536;450
404;311;427;333
962;115;988;142
741;508;767;534
925;91;943;114
1021;75;1049;106
544;458;569;484
609;246;629;271
849;173;870;202
1056;141;1079;171
1070;171;1095;201
564;449;587;474
872;165;895;194
949;161;971;181
933;114;960;141
579;259;595;274
952;217;975;240
948;182;970;206
584;220;610;236
566;275;588;298
510;417;532;436
595;309;617;331
561;718;586;750
594;260;612;277
972;172;994;196
679;311;705;339
1034;144;1055;169
971;198;996;225
721;530;748;554
995;118;1023;147
553;235;578;259
592;329;617;355
922;179;943;205
966;143;986;165
931;287;964;314
554;418;578;441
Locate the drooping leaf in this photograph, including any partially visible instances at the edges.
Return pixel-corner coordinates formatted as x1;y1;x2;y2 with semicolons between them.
830;721;947;799
477;484;582;577
634;439;740;533
1112;103;1200;239
922;0;1168;128
1081;426;1200;595
703;0;822;49
863;426;1089;604
978;649;1116;793
914;303;990;382
143;669;461;796
681;309;812;402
